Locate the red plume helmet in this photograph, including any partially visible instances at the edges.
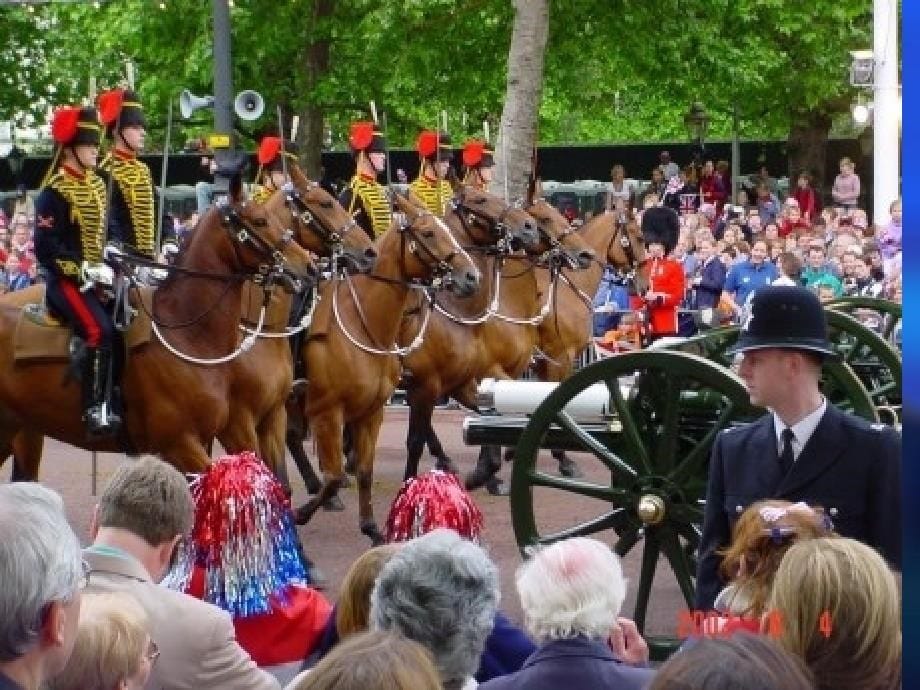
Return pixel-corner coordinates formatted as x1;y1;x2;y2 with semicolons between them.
97;88;124;126
51;107;81;145
416;130;439;158
349;121;374;151
257;136;282;166
462;140;486;168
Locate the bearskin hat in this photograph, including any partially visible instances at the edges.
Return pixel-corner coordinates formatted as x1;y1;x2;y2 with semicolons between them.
97;88;145;133
348;121;386;154
257;136;298;172
641;205;680;254
51;106;102;147
462;139;494;169
417;129;453;162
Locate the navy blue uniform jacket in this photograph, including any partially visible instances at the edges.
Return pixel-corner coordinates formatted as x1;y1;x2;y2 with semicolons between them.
692;256;726;309
694;403;901;610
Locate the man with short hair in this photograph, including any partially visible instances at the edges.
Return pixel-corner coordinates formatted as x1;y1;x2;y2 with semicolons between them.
694;286;901;611
720;238;778;319
85;458;279;690
0;484;86;690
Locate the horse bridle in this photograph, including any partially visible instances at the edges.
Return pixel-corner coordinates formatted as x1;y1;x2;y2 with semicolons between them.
396;208;464;290
219;203;296;281
606;213;646;276
283;181;360;255
449;190;516;254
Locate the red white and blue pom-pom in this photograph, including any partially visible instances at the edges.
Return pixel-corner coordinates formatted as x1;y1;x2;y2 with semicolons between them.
385;470;484;543
163;452;308;618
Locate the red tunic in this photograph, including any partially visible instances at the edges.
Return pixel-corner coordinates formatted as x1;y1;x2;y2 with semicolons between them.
642;257;686;336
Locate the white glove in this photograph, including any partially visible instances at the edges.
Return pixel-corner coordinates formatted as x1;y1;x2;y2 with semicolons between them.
103;244;124;262
81;262;115;291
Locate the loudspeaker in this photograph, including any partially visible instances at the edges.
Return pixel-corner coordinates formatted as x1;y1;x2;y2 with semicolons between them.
179;90;215;119
233;90;264;121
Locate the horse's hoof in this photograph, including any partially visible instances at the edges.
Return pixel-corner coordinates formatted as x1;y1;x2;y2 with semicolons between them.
360;522;385;546
339;473;353;488
434;456;461;475
293;504;313;525
322;495;346;512
558;456;583;479
486;477;511;496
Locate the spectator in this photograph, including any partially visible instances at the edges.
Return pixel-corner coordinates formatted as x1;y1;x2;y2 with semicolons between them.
0;483;86;690
790;171;819;222
166;453;332;686
640;167;666;207
778;200;810;238
699;160;727;215
831;157;860;210
714;501;834;620
4;256;31;292
370;529;500;690
801;245;842;296
720;238;777;319
650;634;814;690
606;164;633;214
289;631;442;690
676;166;701;215
746;164;780;200
50;591;156;690
746;208;763;235
658;150;679;181
85;457;279;690
877;198;901;275
768;538;901;690
479;538;654;690
851;254;884;298
11;184;35;222
754;184;781;225
773;252;803;286
850;208;870;236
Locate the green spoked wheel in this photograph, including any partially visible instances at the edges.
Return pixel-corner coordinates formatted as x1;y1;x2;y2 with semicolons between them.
510;351;758;661
827;296;902;344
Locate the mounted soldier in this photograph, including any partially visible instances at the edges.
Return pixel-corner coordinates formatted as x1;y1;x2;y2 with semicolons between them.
340;121;390;241
461;139;495;192
34;105;121;437
410;129;453;215
251;135;298;204
97;88;157;260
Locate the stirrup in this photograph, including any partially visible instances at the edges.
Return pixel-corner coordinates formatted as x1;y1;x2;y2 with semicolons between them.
84;403;122;436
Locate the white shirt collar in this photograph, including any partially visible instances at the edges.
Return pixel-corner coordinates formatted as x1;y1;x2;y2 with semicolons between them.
773;397;827;462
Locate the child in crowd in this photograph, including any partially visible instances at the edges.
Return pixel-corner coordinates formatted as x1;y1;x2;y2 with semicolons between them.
831;157;860;210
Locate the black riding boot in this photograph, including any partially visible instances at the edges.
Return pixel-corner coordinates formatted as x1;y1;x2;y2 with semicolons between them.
82;347;122;437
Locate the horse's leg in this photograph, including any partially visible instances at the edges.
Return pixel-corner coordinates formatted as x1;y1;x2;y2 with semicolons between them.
161;435;213;475
257;405;293;496
293;408;345;526
535;357;584;479
406;385;456;479
465;444;509;496
11;430;44;481
354;407;385;545
284;393;345;510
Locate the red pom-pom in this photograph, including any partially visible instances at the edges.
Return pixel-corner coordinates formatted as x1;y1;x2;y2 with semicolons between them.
258;136;282;165
385;470;484;543
462;140;486;167
349;122;374;151
97;89;124;126
51;107;81;145
416;130;439;158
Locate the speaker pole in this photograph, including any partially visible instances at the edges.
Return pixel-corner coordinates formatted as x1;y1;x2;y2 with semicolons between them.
211;0;234;198
156;99;173;254
277;105;289;183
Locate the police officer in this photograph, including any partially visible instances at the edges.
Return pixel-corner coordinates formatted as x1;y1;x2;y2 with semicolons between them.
251;136;298;204
461;139;494;191
410;129;453;215
339;121;390;241
97;88;156;259
34;105;120;437
694;285;901;610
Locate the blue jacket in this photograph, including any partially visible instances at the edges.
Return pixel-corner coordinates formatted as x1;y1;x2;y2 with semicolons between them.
692;257;726;309
723;260;777;307
476;611;537;683
479;637;655;690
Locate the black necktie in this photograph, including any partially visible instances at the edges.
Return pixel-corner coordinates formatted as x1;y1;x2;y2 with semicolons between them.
779;428;795;475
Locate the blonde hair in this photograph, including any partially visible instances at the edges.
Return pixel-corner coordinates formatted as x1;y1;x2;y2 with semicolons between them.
294;630;442;690
768;537;901;690
50;591;150;690
336;544;401;638
717;500;834;617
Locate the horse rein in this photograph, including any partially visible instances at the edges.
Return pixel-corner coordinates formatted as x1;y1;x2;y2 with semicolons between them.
283;183;360;259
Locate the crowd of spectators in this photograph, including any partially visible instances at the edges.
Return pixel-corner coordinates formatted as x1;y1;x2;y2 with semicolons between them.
591;153;901;341
0;188;39;294
1;457;902;690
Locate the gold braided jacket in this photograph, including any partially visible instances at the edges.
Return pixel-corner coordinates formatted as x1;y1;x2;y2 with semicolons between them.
409;176;452;216
347;175;391;237
100;151;155;257
47;168;106;273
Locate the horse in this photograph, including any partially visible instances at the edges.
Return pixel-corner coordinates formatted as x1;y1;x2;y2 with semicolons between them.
216;166;377;486
290;192;481;544
400;195;596;483
0;196;315;478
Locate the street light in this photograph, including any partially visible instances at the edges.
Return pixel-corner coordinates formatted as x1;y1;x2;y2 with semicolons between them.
683;101;709;166
6;145;26;184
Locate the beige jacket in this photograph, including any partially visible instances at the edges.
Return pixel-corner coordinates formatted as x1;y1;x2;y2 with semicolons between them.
84;548;280;690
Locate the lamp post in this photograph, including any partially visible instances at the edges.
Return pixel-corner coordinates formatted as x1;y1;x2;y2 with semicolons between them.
683;102;709;167
6;145;25;186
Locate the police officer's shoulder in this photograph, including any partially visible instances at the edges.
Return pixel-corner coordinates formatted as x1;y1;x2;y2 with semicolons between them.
838;409;897;435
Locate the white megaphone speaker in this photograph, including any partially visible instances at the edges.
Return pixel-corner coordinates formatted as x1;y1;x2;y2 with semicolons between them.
233;90;265;121
179;89;214;120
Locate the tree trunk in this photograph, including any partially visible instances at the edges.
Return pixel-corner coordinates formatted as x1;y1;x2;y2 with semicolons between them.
786;109;832;198
297;0;333;180
490;0;549;202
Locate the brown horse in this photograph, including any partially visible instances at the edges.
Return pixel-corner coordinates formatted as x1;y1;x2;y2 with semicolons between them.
216;167;377;484
0;198;314;477
291;193;481;544
401;196;596;481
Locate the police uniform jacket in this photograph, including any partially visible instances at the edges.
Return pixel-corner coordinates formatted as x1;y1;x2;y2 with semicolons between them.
694;403;902;610
34;165;106;280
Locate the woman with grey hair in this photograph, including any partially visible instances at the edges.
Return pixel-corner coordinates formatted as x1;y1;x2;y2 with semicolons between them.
479;537;654;690
0;483;87;690
370;529;499;690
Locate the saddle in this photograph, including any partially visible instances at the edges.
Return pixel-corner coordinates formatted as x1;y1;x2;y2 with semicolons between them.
13;292;153;363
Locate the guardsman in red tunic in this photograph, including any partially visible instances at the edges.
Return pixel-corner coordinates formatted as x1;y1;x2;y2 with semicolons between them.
97;88;157;259
339;121;390;241
639;203;685;340
34;105;121;437
461;139;495;191
251;136;298;204
410;130;453;215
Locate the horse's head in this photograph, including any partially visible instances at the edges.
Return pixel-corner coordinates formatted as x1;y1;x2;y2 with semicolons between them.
608;211;648;292
446;180;540;253
523;198;595;269
274;166;378;274
217;200;316;284
392;192;481;298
